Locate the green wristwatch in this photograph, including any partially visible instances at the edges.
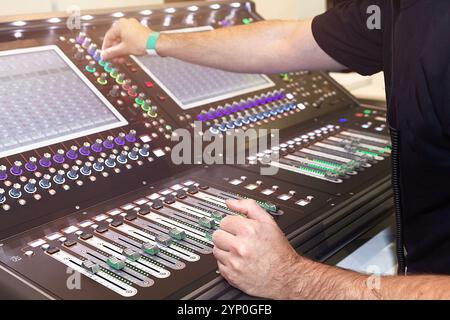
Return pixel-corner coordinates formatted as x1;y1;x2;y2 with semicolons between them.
146;32;160;56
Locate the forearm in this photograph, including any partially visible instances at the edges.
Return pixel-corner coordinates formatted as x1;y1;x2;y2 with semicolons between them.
156;19;344;74
285;256;450;300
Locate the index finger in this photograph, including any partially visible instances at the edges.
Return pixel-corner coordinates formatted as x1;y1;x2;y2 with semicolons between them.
102;21;121;52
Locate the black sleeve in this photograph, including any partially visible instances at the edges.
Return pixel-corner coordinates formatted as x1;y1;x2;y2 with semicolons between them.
312;0;384;76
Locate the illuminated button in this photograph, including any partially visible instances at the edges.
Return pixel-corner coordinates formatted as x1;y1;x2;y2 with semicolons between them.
242;18;251;24
24;178;37;194
9;183;22;199
39;174;52;189
0;165;8;181
53;170;66;185
10;161;23;176
145;81;154;88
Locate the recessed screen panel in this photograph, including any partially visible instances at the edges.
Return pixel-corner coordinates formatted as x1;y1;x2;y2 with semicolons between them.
132;27;275;110
0;45;128;159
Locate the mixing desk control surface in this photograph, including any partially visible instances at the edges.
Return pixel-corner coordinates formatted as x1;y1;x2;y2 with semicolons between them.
0;1;393;300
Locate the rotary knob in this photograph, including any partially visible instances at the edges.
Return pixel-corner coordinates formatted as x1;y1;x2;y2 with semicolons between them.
93;158;105;172
80;162;92;176
39;174;52;189
114;133;126;146
0;165;8;181
39;153;52;168
97;73;108;85
141;99;151;112
122;79;132;90
53;149;65;164
85;60;96;73
103;136;114;149
105;154;116;168
116;73;125;84
148;106;158;118
67;166;79;180
128;147;139;161
66;146;79;160
53;170;66;185
76;32;86;44
24;179;37;194
10;161;23;176
0;188;5;204
117;151;128;164
9;183;22;199
91;139;103;153
82;37;92;49
139;144;150;157
128;85;138;97
109;85;120;98
136;93;146;105
125;130;137;143
79;142;91;156
87;43;97;55
25;157;38;172
74;48;84;61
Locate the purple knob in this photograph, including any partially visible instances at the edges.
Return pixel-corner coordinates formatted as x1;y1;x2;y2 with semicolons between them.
66;146;79;160
79;142;91;156
39;153;52;168
114;133;126;146
91;139;103;153
125;130;137;143
53;149;65;164
103;136;115;149
25;157;38;172
10;161;23;176
0;165;8;181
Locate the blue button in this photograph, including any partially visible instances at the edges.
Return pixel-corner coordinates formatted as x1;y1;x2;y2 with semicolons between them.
226;122;236;129
242;117;250;125
249;115;258;122
339;118;348;123
234;119;243;127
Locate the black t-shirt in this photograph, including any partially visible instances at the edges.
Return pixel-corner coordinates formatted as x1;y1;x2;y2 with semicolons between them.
312;0;450;274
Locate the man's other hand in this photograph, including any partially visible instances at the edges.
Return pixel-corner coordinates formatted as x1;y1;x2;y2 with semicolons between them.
102;18;152;64
212;199;300;299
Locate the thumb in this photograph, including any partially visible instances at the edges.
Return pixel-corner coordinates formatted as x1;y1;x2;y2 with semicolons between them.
101;42;127;60
225;199;274;224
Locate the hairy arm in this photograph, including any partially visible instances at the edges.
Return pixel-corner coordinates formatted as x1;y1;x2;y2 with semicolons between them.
286;257;450;300
102;18;345;74
214;199;450;300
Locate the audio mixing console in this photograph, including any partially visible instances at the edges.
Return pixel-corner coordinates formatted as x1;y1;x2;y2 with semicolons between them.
0;1;393;300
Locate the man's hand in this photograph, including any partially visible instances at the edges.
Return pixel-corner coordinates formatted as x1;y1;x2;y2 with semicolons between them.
102;18;152;63
212;199;301;299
